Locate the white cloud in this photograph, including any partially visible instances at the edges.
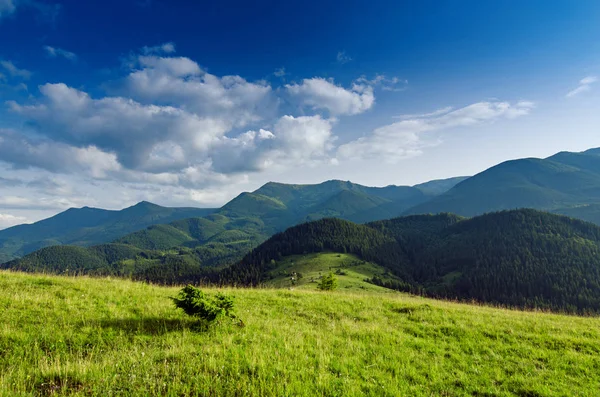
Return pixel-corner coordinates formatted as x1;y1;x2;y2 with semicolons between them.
8;83;234;171
0;60;31;79
0;129;122;178
212;115;335;173
356;75;408;92
0;213;28;229
286;77;374;115
126;55;275;127
566;76;598;98
44;45;77;61
338;101;535;163
336;51;352;64
142;42;176;55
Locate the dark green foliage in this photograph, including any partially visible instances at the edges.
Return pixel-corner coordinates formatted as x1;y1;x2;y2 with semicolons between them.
318;272;338;291
220;218;409;286
171;285;237;325
222;210;600;313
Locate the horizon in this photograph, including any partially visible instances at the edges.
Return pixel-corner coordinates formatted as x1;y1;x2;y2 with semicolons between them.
2;143;599;228
1;0;599;227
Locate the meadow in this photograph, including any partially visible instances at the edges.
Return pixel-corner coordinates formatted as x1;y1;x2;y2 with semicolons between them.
1;271;599;396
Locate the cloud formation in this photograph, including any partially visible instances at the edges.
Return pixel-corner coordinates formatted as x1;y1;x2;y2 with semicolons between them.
0;60;31;79
286;78;374;115
44;45;77;61
1;43;536;221
338;101;535;162
566;76;598;98
0;213;28;228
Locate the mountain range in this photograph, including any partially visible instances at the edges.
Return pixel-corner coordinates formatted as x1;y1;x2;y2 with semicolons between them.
406;148;600;219
3;146;600;308
0;202;215;263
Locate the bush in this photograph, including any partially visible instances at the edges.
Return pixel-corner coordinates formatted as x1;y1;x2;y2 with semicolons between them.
171;285;239;326
318;272;338;291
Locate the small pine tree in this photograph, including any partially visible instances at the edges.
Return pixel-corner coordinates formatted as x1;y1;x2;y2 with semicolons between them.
318;272;338;291
171;285;239;327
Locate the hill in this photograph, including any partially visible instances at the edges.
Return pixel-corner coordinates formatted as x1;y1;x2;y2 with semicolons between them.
1;271;599;396
405;148;600;218
0;201;215;262
224;210;600;313
258;252;405;292
2;178;465;278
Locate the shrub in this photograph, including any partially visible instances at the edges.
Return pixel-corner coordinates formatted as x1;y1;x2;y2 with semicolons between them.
318;272;338;291
171;285;239;326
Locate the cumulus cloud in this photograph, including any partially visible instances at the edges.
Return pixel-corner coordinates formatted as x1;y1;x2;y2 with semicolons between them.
0;60;31;79
566;76;598;98
8;84;232;171
286;77;374;115
125;55;275;126
212;115;335;173
338;101;535;163
0;129;122;177
44;45;77;61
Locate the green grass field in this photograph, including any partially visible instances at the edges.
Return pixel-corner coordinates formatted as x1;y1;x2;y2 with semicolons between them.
264;253;401;292
1;271;599;396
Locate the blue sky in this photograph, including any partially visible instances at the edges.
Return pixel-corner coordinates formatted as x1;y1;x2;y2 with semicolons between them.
1;0;599;227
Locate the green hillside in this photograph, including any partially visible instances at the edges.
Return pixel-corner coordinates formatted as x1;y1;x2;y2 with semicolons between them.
1;271;599;396
224;210;600;313
405;149;600;218
0;202;215;262
261;252;403;292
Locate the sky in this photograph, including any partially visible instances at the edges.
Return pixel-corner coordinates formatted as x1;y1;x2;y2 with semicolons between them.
1;0;600;228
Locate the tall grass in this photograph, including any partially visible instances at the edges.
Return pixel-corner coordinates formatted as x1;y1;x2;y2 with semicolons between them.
1;271;599;396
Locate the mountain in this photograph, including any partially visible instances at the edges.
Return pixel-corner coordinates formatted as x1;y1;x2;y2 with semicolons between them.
222;210;600;313
405;149;600;218
2;178;465;279
0;202;215;263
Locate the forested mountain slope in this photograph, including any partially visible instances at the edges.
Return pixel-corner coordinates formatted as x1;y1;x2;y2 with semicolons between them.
0;202;215;263
2;178;465;279
223;210;600;313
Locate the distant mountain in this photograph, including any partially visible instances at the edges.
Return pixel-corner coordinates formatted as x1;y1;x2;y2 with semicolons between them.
405;149;600;219
0;202;215;263
111;178;463;254
223;210;600;313
2;177;465;278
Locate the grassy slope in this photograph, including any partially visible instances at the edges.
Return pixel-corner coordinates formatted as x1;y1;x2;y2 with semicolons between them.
1;272;599;396
263;253;401;292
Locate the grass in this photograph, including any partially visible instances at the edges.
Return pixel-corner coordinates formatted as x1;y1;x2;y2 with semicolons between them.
1;271;599;396
264;252;402;292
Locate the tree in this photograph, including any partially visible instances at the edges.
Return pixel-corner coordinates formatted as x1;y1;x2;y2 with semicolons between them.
171;285;239;327
318;272;338;291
